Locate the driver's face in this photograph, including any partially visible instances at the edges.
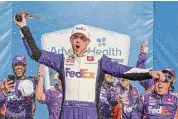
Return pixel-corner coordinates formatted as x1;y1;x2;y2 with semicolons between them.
70;33;90;56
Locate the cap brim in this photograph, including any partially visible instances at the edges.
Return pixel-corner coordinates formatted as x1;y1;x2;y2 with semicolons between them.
14;62;26;65
70;33;90;41
162;70;175;77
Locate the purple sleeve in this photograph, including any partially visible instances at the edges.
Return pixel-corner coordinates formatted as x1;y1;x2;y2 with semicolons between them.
21;26;64;72
38;51;64;72
22;36;63;72
102;55;152;81
102;55;132;78
136;53;154;90
136;54;147;69
45;90;51;104
23;35;63;71
107;88;118;106
131;98;143;119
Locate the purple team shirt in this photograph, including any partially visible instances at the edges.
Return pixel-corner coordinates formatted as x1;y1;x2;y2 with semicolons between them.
45;87;63;119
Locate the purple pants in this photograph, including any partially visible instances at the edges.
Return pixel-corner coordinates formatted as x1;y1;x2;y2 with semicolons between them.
61;100;98;119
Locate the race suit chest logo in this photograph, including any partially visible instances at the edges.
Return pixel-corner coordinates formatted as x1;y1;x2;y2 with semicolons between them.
65;58;74;66
123;106;133;113
148;97;157;105
66;68;95;79
148;106;160;114
148;106;171;115
87;56;94;61
165;97;174;105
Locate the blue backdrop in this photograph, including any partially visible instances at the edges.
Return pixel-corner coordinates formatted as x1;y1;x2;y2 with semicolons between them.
154;2;178;90
0;1;177;119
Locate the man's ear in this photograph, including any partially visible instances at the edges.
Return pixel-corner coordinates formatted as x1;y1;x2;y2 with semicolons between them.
87;39;90;45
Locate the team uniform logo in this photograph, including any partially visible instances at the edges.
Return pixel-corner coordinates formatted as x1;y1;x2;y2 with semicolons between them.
123;106;133;113
147;106;171;115
165;97;174;105
148;97;157;105
75;27;86;31
65;68;95;79
65;58;74;66
160;106;171;115
148;106;160;114
87;56;94;61
166;97;172;102
66;58;74;63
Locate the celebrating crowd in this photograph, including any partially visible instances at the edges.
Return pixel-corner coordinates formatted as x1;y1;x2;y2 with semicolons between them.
0;11;176;119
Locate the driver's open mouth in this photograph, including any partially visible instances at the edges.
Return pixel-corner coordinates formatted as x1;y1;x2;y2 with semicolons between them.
76;45;80;49
158;85;163;89
17;69;23;73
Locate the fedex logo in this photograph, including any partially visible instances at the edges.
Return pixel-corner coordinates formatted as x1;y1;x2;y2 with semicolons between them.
123;106;133;113
148;106;171;115
148;106;160;114
76;27;86;31
66;68;95;79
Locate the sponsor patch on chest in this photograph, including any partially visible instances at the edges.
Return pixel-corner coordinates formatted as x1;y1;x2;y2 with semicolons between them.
65;58;74;65
87;56;94;61
65;68;95;79
147;106;172;115
85;56;97;64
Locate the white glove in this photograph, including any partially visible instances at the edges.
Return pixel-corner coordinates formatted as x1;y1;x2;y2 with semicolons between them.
18;80;34;97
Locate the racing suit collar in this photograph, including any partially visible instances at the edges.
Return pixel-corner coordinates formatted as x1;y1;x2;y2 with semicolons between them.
77;50;87;57
12;74;26;80
67;49;87;58
73;49;88;57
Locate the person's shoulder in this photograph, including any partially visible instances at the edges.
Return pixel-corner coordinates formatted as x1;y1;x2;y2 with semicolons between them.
45;88;53;97
47;88;60;93
139;91;153;103
47;88;62;98
169;92;178;98
141;91;153;98
164;92;178;104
